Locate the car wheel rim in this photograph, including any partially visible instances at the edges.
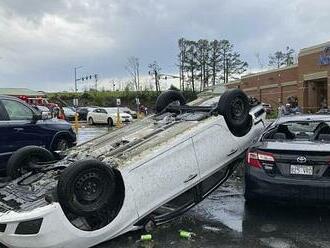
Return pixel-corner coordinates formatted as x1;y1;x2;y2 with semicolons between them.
74;171;105;203
57;139;69;151
231;97;245;120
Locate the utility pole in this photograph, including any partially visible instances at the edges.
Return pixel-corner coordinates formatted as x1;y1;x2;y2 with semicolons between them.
148;61;161;93
94;74;98;91
74;66;83;92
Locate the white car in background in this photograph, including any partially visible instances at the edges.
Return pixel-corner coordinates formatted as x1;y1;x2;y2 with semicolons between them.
87;107;133;126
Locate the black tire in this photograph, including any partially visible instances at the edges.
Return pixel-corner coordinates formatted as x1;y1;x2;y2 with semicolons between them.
57;159;116;216
107;117;114;127
155;90;186;113
88;117;94;125
218;89;252;137
7;146;55;179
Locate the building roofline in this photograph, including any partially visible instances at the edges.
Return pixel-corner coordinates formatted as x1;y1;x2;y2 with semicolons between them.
241;64;298;79
299;41;330;57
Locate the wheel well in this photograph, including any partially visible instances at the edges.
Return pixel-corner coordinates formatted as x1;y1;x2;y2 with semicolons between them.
107;117;113;123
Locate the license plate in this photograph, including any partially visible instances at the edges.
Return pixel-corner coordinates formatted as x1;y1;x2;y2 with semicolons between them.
290;165;313;175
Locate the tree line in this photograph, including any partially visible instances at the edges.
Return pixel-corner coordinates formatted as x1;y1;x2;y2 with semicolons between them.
177;38;248;92
268;46;295;68
124;42;296;93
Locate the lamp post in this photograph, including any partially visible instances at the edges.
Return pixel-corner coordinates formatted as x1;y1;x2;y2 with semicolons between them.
74;66;83;93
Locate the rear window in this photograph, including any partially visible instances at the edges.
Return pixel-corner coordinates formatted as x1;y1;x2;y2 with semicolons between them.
286;122;321;133
265;121;330;142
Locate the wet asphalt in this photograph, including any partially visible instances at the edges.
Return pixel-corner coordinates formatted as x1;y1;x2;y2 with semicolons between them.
76;125;330;248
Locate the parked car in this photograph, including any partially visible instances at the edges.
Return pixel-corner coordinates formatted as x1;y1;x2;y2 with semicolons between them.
87;107;133;125
262;102;272;114
245;114;330;204
62;107;77;121
0;95;77;176
76;107;96;121
119;107;138;118
0;89;265;248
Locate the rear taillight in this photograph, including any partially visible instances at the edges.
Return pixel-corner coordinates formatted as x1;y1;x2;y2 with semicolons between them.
246;152;261;168
246;150;275;169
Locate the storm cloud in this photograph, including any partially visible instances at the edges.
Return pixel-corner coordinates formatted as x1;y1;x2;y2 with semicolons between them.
0;0;329;91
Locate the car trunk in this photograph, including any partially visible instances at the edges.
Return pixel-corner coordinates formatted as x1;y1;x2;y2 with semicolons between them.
256;141;330;179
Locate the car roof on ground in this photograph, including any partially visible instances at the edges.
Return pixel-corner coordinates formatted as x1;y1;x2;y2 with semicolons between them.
276;114;330;124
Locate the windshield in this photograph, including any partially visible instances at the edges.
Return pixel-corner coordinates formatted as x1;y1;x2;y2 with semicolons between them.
264;121;330;142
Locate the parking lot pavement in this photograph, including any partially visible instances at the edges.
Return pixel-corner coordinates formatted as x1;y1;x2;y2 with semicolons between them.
75;124;111;145
97;172;330;248
77;126;330;248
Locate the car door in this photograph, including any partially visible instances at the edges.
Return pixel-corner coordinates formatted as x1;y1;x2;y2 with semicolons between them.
127;138;200;217
192;123;239;180
99;109;108;124
0;98;44;158
91;109;102;123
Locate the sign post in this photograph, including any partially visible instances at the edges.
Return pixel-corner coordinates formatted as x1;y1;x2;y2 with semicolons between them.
116;98;122;128
73;98;79;133
136;97;140;119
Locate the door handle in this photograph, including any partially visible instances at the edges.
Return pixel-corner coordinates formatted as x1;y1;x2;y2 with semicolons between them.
13;128;24;132
227;148;238;156
184;173;198;183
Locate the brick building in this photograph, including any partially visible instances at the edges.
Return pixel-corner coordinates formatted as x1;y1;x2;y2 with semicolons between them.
226;41;330;113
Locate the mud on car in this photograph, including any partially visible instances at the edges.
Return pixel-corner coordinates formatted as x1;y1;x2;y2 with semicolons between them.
0;89;265;248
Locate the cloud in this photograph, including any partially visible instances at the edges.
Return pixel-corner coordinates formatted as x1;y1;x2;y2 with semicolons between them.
0;0;329;91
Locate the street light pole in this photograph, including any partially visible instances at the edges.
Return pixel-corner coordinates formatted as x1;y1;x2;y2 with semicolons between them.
74;66;83;93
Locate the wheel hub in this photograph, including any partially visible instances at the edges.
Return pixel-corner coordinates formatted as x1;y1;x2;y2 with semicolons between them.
75;172;103;202
231;97;245;119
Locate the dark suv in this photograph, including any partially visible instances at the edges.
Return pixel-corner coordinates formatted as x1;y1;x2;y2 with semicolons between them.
0;95;76;171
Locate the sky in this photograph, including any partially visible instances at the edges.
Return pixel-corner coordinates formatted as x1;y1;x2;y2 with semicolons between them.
0;0;329;92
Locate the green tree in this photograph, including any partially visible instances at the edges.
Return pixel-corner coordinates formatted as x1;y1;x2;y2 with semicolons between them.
269;46;295;68
184;41;198;92
177;38;188;91
208;40;222;86
268;51;285;68
196;39;210;91
220;40;248;83
283;46;295;66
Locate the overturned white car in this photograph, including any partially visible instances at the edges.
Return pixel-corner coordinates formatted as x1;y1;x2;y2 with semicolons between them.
0;89;265;248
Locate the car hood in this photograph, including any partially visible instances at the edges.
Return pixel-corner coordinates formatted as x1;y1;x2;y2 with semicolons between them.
120;113;132;118
36;118;72;129
256;140;330;152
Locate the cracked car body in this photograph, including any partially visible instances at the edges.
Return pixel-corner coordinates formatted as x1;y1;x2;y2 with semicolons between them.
0;92;266;248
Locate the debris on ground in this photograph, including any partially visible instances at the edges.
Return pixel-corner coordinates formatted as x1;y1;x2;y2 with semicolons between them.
179;230;196;240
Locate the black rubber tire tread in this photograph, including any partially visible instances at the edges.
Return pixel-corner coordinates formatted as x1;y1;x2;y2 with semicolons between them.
155;90;186;113
88;117;94;125
107;117;114;126
218;89;252;137
7;146;55;179
57;159;117;216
